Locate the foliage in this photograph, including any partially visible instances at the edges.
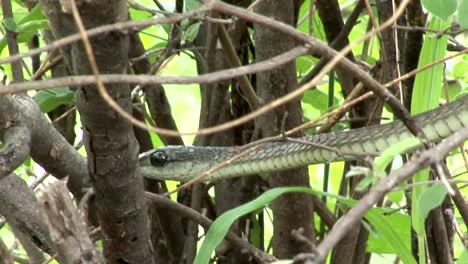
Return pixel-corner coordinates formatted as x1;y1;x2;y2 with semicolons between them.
197;187;415;264
0;0;467;263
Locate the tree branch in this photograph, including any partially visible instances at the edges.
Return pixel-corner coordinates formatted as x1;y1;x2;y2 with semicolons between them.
314;127;468;262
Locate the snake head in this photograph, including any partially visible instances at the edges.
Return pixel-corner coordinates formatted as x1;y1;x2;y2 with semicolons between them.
139;146;235;182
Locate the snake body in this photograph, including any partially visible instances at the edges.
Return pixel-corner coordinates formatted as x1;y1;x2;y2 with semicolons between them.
140;96;468;182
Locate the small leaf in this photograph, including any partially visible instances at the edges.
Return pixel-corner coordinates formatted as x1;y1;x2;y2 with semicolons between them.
19;4;45;23
459;0;468;29
386;189;405;204
17;32;35;43
0;38;7;53
366;210;411;254
34;87;75;113
417;183;448;221
185;0;201;11
422;0;458;20
129;6;152;20
296;56;316;76
453;61;468;79
355;176;373;191
374;137;422;174
16;19;49;33
183;22;200;42
455;249;468;264
3;18;17;32
302;89;330;111
445;80;462;101
365;210;415;264
11;0;26;7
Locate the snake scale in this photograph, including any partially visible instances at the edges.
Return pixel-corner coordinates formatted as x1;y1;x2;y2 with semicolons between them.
140;95;468;182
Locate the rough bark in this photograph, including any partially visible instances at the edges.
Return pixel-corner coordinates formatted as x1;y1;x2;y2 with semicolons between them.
193;18;257;263
315;0;357;97
375;0;400;100
66;0;154;262
254;0;314;258
0;174;53;255
401;0;425;109
129;31;186;263
0;94;89;199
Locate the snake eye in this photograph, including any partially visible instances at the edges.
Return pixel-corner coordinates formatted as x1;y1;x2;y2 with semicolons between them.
150;150;168;167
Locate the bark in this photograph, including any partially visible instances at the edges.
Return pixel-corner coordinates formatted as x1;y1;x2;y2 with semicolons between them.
62;0;154;262
254;0;314;258
426;194;453;263
0;237;13;264
38;181;104;263
0;174;53;255
129;31;186;263
375;0;400;99
43;30;76;145
190;8;261;261
0;94;89;199
401;0;425;109
128;32;184;146
313;1;394;262
315;0;357;97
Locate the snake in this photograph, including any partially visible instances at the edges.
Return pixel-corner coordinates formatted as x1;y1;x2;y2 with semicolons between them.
139;95;468;182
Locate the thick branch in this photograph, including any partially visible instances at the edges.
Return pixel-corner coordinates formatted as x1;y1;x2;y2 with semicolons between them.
38;181;104;263
0;96;32;178
0;174;53;255
0;95;89;198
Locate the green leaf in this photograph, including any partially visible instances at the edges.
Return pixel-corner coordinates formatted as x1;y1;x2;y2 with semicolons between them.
183;22;200;42
34;87;75;113
357;137;416;204
302;89;330;111
3;18;17;31
355;176;373;191
410;17;450;263
459;0;468;29
18;4;44;24
0;38;6;53
16;32;36;43
0;4;45;53
455;249;468;264
366;209;411;256
194;187;301;264
129;6;152;21
194;187;415;264
16;19;49;33
411;17;449;114
386;188;405;204
456;87;468;99
454;61;468;79
296;56;317;76
185;0;201;11
445;80;463;101
374;137;422;175
297;1;326;41
422;0;457;20
417;183;448;221
11;0;26;7
365;212;415;264
249;215;261;247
